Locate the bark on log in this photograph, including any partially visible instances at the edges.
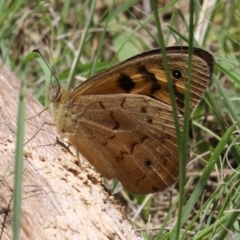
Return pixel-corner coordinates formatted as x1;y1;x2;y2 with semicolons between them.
0;60;142;240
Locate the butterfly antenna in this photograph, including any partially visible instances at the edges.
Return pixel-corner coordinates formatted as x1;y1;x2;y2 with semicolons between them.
44;38;61;82
32;48;61;90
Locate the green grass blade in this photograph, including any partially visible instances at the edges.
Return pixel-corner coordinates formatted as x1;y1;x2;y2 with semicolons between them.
13;81;26;240
66;0;96;89
150;0;181;152
174;0;195;237
89;1;115;76
181;123;236;239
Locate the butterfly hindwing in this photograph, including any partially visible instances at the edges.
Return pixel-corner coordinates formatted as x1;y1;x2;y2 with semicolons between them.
64;94;181;194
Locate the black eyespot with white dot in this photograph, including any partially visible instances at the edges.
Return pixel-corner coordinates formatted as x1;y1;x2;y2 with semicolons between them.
145;159;152;167
172;69;182;79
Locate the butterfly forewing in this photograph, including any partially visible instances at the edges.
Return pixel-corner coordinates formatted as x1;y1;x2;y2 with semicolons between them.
71;46;214;116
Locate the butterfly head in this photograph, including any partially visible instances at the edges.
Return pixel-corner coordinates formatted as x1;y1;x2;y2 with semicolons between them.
49;83;71;106
49;84;62;103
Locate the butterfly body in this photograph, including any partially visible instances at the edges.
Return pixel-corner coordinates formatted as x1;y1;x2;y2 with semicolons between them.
50;46;214;194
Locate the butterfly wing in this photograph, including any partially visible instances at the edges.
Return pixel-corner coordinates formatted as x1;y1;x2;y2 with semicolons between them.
51;46;214;194
64;94;183;194
71;46;214;115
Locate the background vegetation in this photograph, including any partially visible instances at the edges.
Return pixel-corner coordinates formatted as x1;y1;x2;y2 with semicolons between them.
1;0;240;239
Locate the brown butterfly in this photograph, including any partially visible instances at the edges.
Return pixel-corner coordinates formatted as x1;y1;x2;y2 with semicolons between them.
49;46;214;194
